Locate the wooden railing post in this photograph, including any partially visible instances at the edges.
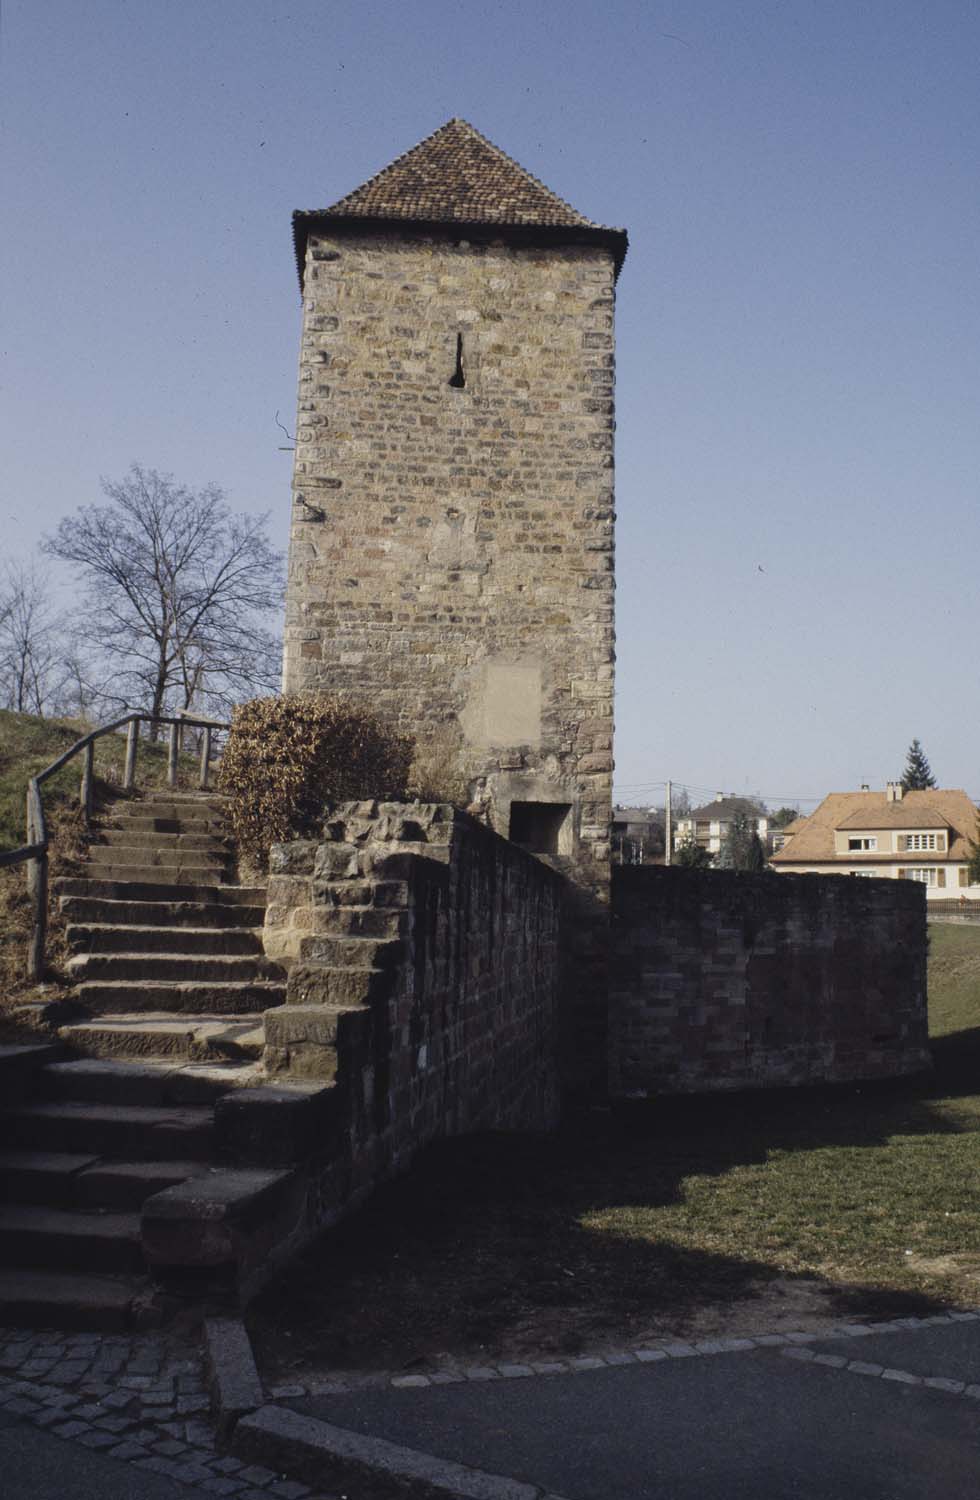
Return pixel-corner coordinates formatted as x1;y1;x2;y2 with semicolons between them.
123;718;138;790
168;721;179;788
199;726;212;790
80;740;94;822
25;788;47;983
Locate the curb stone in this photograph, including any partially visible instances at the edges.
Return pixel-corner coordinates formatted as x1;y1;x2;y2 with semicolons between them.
204;1318;265;1441
234;1403;572;1500
780;1342;980;1403
264;1307;980;1395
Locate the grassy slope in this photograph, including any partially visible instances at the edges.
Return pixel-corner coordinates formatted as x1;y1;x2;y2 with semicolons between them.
250;923;980;1375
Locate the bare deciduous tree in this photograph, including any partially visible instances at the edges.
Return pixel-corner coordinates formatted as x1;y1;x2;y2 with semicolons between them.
43;465;285;726
0;562;67;716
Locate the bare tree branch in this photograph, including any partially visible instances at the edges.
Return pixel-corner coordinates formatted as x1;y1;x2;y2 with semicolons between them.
43;464;285;725
0;562;69;716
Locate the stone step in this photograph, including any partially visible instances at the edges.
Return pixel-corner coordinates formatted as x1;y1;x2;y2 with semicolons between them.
3;1101;215;1160
67;923;264;955
0;1150;101;1207
94;830;231;852
41;1057;265;1107
55;877;266;904
78;864;231;886
86;845;230;872
60;1014;265;1062
73;1159;210;1211
68;951;284;984
0;1043;66;1107
0;1204;144;1273
0;1150;208;1211
0;1268;141;1330
60;896;267;928
134;792;230;807
75;979;286;1015
103;811;229;831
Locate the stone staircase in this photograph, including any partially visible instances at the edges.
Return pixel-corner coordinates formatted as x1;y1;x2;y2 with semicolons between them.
0;790;327;1331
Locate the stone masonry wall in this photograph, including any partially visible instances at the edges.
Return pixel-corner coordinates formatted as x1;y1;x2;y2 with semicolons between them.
283;229;617;1091
610;867;930;1096
262;801;562;1226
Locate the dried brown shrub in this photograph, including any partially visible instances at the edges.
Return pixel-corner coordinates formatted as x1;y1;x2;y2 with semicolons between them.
217;694;414;870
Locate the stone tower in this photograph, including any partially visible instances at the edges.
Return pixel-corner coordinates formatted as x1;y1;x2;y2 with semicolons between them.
284;120;626;1077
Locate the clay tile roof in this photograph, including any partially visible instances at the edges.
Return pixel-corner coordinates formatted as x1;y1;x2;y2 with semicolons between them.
324;117;602;229
837;802;951;831
293;118;628;284
770;789;979;864
687;796;765;822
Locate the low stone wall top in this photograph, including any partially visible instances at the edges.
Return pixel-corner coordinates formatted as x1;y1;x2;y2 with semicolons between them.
263;801;454;965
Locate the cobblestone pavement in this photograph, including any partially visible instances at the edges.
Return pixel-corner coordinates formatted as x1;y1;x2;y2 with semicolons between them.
0;1326;335;1499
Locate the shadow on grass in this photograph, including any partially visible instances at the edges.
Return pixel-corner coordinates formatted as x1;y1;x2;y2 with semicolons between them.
248;1029;980;1376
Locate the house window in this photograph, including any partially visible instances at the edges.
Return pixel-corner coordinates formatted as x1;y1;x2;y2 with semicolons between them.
904;832;942;851
847;836;877;851
905;868;937;885
509;801;571;856
849;870;878;878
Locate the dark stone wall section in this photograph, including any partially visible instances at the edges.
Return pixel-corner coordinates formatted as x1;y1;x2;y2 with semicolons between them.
610;867;930;1096
265;804;562;1231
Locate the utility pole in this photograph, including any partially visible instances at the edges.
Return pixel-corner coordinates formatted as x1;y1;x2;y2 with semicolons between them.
665;779;672;866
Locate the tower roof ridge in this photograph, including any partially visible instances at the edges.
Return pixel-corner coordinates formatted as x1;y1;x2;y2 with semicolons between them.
292;118;628;285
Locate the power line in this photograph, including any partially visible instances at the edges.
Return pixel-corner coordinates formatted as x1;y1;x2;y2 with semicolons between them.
615;777;980;807
613;777;825;805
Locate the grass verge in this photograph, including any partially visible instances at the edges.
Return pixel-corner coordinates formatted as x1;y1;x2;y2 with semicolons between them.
249;922;980;1379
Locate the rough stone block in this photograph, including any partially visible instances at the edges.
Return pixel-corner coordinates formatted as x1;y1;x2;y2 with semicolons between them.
268;843;318;876
204;1318;264;1440
313;844;360;879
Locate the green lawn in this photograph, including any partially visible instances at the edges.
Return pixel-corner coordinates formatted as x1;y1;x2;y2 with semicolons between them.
582;923;980;1304
250;922;980;1377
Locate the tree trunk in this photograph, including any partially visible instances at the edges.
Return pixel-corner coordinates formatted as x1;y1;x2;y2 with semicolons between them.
148;663;168;740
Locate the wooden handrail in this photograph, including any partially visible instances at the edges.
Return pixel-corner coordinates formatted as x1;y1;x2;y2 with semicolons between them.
1;709;229;982
0;840;46;869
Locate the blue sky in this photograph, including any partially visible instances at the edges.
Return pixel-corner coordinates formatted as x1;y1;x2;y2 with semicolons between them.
3;1;979;808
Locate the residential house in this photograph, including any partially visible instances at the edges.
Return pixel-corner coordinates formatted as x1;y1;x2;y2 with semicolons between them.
770;782;980;898
672;794;769;858
612;805;664;865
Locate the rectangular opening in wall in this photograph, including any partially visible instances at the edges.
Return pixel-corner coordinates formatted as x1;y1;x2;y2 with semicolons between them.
509;801;571;855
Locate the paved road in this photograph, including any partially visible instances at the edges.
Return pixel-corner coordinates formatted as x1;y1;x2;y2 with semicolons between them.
289;1324;980;1499
0;1405;196;1499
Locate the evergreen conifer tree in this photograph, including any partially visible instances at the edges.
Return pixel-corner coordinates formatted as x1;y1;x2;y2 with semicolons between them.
901;739;937;792
717;811;767;871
